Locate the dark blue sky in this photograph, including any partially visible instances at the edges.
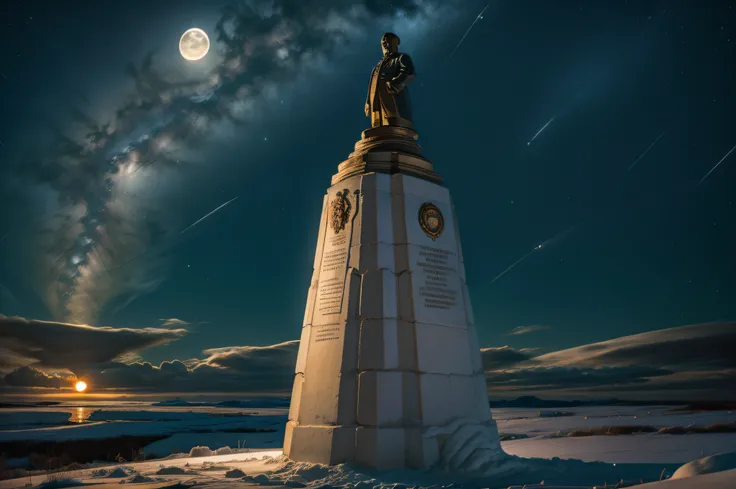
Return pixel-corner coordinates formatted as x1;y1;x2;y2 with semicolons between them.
0;0;734;371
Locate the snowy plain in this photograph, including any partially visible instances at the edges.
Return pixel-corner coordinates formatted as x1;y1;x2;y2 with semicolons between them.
1;403;735;488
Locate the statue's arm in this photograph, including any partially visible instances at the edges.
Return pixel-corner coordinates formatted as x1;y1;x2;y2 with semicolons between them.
365;67;376;116
389;54;416;91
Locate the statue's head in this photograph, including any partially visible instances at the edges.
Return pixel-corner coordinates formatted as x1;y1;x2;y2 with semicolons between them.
381;32;400;56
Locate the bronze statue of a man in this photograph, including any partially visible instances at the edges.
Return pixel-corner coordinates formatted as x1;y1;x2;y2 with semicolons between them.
365;32;416;128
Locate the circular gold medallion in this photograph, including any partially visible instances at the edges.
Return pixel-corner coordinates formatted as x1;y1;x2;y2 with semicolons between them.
418;203;444;240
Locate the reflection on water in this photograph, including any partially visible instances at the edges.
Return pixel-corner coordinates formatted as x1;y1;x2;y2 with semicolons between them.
68;407;93;423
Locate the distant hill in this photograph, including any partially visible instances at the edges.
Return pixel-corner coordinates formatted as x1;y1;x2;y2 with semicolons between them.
488;396;693;408
152;397;291;408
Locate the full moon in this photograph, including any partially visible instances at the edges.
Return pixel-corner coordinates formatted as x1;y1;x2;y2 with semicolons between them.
75;381;87;393
179;28;210;61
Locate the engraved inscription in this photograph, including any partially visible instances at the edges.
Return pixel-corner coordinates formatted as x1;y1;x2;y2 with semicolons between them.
317;277;344;314
321;234;348;273
315;231;351;316
313;324;341;343
417;246;458;310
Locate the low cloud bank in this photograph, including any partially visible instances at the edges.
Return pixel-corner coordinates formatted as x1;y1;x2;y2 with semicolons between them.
0;316;733;400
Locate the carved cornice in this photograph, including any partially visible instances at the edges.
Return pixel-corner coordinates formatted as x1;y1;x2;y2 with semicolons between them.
332;126;442;185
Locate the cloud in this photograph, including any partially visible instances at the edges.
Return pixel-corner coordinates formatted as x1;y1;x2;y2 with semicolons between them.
3;366;64;388
480;346;534;370
536;322;736;370
3;0;451;325
486;365;672;391
3;318;730;400
85;340;299;393
507;325;551;336
159;318;190;328
0;315;187;371
484;322;736;400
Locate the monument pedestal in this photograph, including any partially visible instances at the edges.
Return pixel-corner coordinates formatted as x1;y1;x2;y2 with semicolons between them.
284;126;503;470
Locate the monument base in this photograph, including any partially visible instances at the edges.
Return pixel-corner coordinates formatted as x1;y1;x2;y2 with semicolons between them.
284;132;504;469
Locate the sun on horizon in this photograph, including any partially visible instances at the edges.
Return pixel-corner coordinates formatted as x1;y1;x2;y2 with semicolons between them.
75;381;87;393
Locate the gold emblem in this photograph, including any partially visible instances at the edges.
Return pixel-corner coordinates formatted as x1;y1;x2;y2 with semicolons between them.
330;189;352;234
418;202;444;240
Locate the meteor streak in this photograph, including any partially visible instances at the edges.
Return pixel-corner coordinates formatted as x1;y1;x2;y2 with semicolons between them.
627;131;666;172
489;225;579;284
180;196;239;235
449;4;490;60
527;117;555;146
697;142;736;186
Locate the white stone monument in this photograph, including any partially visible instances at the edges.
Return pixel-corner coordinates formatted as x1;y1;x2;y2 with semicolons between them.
283;123;504;471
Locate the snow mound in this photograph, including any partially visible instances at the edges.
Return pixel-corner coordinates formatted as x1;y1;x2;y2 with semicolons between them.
214;446;233;455
255;453;676;489
155;466;189;475
225;469;246;478
197;464;232;471
671;451;736;479
33;479;85;489
103;468;132;478
121;474;157;484
189;446;213;457
423;417;509;476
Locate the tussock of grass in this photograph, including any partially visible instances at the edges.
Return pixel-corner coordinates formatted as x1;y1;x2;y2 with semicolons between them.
551;421;736;437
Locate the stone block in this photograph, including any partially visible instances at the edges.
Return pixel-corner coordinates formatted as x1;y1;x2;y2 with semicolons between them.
402;192;458;251
401;371;421;426
396;320;417;370
448;374;491;422
356;176;377;246
415;322;473;375
359;319;399;370
390;187;409;245
355;427;405;469
288;373;304;422
462;281;475;326
336;371;358;425
360;268;398;319
375;190;394;244
448;374;477;420
311;195;329;274
349;242;395;273
341;311;360;373
396;173;452;204
418;373;452;425
405;427;440;468
295;325;311;374
471;373;492;422
396;271;415;322
466;324;483;373
357;371;404;427
302;281;318;327
284;423;356;465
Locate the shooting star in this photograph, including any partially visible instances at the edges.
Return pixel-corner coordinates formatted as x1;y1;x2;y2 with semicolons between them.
449;4;490;59
627;131;666;172
180;196;239;235
0;71;7;80
697;142;736;187
108;196;240;272
490;225;579;284
0;231;9;243
527;117;556;146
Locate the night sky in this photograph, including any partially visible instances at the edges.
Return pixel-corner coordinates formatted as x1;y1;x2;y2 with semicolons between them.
0;0;734;400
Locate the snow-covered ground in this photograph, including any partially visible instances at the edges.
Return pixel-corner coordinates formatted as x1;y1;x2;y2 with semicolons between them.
494;405;736;464
0;448;733;489
1;404;735;488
